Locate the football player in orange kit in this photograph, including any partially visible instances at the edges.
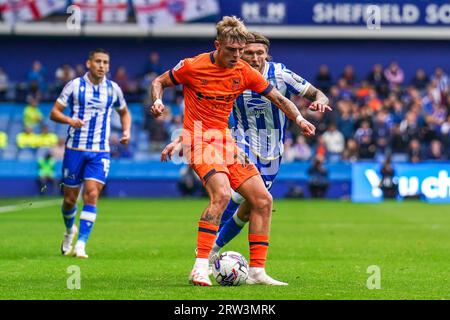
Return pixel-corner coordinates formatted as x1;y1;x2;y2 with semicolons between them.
150;16;316;286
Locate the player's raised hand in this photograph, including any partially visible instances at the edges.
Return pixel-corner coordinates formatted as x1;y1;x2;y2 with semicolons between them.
150;98;165;118
69;118;85;129
299;119;316;137
120;130;130;145
308;101;332;113
161;139;182;162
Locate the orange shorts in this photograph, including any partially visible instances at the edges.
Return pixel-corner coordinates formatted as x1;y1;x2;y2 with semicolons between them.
183;133;259;190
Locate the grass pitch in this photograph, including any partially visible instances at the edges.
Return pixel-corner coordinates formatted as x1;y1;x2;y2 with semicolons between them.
0;198;449;300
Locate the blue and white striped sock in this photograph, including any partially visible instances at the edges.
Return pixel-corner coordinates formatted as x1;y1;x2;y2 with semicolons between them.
215;212;247;249
78;205;97;244
219;199;240;231
62;206;77;233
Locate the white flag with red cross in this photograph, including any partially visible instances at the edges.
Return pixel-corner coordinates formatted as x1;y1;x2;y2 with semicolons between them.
72;0;128;23
133;0;219;28
0;0;66;23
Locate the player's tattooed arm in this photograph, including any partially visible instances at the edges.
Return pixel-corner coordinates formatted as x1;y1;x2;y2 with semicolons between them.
303;85;332;113
265;87;316;136
50;101;85;128
150;71;175;118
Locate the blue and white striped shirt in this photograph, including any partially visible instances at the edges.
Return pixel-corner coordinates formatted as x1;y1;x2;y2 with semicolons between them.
57;73;126;152
233;62;311;160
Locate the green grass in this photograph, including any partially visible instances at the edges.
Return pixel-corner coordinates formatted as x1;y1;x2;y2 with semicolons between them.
0;197;449;300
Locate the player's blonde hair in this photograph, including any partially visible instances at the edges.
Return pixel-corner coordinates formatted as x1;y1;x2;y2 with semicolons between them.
216;16;250;44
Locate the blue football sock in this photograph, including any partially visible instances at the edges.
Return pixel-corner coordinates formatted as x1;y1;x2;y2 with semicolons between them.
78;204;97;244
62;205;77;232
219;199;240;231
216;213;246;248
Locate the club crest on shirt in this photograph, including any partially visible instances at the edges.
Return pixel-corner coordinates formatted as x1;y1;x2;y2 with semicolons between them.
231;77;240;90
292;73;306;85
173;60;184;71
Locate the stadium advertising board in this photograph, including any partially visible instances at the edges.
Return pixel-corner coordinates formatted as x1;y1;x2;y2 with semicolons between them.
220;0;450;26
352;162;450;203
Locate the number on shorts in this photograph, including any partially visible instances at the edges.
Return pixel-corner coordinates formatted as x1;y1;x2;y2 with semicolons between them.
101;158;110;177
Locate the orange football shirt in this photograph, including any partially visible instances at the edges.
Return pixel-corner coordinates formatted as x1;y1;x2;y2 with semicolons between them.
169;52;273;133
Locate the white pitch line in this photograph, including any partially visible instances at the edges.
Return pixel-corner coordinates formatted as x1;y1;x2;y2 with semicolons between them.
0;199;61;214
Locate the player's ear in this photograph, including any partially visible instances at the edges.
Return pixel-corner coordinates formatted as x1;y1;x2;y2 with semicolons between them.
86;59;90;70
214;40;220;51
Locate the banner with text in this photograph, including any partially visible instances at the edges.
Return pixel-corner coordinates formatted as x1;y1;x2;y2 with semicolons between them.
219;0;450;26
352;162;450;203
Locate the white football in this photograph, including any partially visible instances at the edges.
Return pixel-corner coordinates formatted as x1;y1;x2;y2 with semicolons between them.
212;251;249;286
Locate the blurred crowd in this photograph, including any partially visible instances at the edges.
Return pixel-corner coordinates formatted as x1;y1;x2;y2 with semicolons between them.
285;62;450;163
1;52;449;165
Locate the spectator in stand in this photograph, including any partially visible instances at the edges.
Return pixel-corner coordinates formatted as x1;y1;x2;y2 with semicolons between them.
23;97;43;130
409;138;424;163
144;51;163;76
0;67;9;101
354;120;373;144
75;64;86;78
399;111;420;144
355;80;371;102
410;68;429;92
282;137;295;163
440;114;450;150
390;124;408;154
36;124;58;148
0;130;7;150
149;115;170;152
423;79;442;108
431;67;449;97
337;78;353;100
328;85;341;108
341;65;356;86
307;155;329;198
358;135;376;160
113;66;137;95
27;60;47;94
427;139;446;160
368;89;383;112
342;138;359;162
314;135;327;159
384;61;404;89
16;126;38;149
336;100;354;140
322;123;345;161
390;99;406;125
367;63;388;97
373;110;392;155
315;64;333;94
55;64;75;93
291;135;312;161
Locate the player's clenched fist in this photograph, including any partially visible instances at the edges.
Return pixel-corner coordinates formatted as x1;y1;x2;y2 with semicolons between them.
150;98;165;118
120;130;131;145
69;118;85;129
298;119;316;137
